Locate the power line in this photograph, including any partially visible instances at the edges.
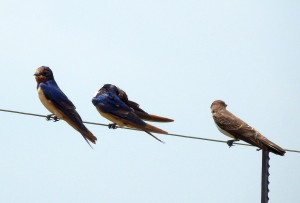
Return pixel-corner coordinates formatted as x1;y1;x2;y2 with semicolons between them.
0;108;299;154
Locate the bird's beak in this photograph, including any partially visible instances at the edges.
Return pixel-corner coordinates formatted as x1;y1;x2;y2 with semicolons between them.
34;72;41;77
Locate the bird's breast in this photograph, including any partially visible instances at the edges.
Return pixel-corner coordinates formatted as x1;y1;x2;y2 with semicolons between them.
37;87;64;119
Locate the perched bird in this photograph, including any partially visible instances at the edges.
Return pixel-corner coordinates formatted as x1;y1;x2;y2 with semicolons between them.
211;100;285;156
34;66;97;147
92;84;173;142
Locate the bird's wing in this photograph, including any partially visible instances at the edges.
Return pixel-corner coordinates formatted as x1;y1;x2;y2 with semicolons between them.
116;87;173;122
232;123;285;155
214;110;262;141
213;111;243;131
94;93;147;128
40;82;84;126
115;87;146;112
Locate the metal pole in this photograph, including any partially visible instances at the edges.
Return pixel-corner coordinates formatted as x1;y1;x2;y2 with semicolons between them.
261;149;270;203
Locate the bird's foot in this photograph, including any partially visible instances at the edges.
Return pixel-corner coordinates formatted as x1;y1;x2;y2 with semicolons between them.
256;148;261;151
108;123;118;129
227;139;239;148
46;114;60;122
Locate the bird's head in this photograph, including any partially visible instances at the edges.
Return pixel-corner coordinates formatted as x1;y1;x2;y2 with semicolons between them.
210;100;227;113
34;66;54;83
94;84;118;97
102;84;119;92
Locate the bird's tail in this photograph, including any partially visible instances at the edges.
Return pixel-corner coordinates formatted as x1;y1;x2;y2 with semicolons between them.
143;123;167;143
260;137;285;156
135;111;174;122
79;129;97;148
144;123;168;134
262;138;285;156
144;131;165;143
61;112;97;148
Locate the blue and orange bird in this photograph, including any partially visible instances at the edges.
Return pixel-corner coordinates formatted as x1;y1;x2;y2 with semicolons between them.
92;84;173;143
34;66;97;147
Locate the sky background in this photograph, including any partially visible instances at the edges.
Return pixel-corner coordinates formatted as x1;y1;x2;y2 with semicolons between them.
0;0;299;202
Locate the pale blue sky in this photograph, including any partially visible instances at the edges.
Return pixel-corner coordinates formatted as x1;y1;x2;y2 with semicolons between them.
0;0;299;202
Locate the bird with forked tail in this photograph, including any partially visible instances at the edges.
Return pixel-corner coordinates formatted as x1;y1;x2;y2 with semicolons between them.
34;66;97;147
92;84;173;143
210;100;285;156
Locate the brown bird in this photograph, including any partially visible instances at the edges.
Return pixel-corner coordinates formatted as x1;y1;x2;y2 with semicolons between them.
210;100;285;156
34;66;97;147
92;84;173;143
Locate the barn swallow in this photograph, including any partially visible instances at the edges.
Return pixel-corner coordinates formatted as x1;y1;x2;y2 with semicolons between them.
211;100;285;156
92;84;173;143
34;66;97;147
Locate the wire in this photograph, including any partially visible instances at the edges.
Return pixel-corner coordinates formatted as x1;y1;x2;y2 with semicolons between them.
0;108;299;154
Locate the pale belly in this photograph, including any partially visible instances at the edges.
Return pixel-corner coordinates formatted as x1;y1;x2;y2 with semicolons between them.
98;110;126;127
215;123;235;139
38;87;64;119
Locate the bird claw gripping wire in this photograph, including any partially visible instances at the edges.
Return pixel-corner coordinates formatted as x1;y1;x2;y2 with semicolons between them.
227;139;237;147
46;114;60;122
108;123;118;129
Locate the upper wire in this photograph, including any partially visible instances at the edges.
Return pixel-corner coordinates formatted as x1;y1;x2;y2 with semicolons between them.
0;108;299;153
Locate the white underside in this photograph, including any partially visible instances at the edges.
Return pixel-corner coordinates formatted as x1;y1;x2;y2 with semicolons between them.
215;123;235;139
